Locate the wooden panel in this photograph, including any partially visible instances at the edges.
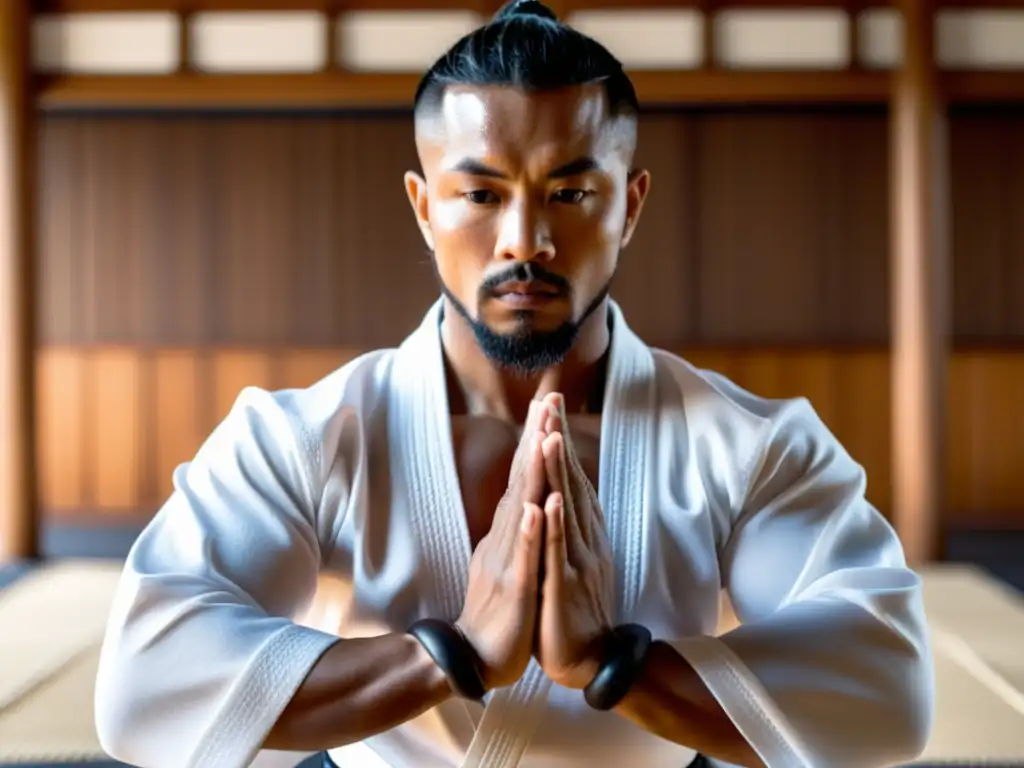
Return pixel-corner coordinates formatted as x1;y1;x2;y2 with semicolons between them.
693;109;889;343
35;349;86;509
36;117;78;345
153;351;203;502
36;109;895;348
34;346;1024;526
947;353;1024;516
86;349;142;510
831;350;892;508
212;350;273;423
210;117;299;344
32;108;1024;349
950;106;1024;341
279;349;359;390
613;114;698;345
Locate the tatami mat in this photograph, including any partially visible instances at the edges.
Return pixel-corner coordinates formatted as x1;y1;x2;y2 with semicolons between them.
1;561;1022;766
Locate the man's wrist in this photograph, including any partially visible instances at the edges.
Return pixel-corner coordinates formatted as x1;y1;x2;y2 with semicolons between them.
407;618;488;702
583;624;654;711
405;633;456;699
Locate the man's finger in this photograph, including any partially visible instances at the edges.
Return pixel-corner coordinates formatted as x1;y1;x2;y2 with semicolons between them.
543;432;585;551
542;433;566;494
510;400;541;478
514;502;544;593
553;397;601;540
521;433;547;505
540;393;564;435
542;493;567;599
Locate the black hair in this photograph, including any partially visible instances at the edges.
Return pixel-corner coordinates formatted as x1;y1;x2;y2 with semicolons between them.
413;0;639;119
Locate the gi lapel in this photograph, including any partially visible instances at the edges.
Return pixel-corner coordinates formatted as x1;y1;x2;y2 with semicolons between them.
463;302;658;767
388;300;473;624
599;302;657;622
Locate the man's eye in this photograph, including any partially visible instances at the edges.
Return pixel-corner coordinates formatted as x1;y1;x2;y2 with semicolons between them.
552;189;589;204
465;190;499;205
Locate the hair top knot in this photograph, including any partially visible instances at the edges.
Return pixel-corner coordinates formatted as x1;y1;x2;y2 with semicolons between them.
494;0;559;23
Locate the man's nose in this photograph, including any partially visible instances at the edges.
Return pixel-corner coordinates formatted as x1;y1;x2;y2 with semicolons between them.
494;202;555;263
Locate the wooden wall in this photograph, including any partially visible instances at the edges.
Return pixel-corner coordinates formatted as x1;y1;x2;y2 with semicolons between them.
34;106;1024;528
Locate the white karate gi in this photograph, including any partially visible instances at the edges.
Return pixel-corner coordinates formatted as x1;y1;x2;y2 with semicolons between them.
94;300;933;768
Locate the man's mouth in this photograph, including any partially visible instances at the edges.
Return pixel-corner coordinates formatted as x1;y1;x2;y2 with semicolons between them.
493;281;563;308
494;281;561;298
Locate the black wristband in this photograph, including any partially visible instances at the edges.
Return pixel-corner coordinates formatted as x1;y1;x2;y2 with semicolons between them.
583;623;653;711
407;618;487;702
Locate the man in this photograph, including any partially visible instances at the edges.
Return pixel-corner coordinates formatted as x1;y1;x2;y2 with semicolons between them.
94;2;934;767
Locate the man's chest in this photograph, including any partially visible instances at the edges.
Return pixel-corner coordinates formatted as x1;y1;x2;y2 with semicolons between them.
450;414;602;549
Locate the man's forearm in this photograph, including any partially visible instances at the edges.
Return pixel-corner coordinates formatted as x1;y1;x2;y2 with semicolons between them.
264;633;452;751
613;641;765;768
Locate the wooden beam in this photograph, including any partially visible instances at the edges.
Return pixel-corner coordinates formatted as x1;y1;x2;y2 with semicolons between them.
30;0;1024;10
890;0;949;565
35;69;892;110
944;71;1024;103
0;0;39;564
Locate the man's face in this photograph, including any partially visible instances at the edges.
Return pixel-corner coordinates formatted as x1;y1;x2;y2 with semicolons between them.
405;83;650;375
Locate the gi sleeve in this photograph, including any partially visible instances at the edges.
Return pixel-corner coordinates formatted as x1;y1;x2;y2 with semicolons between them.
94;386;345;768
671;397;935;768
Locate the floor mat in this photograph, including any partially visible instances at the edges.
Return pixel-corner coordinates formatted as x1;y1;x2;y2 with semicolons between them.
1;562;1023;765
0;561;124;763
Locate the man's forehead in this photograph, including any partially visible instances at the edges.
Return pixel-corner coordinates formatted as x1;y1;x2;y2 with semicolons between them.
419;83;629;162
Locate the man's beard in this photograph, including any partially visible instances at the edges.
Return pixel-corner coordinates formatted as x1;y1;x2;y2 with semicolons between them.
433;259;611;378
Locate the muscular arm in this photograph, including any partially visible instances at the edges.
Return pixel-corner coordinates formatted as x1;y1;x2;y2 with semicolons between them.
614;641;764;767
638;399;932;767
265;633;453;751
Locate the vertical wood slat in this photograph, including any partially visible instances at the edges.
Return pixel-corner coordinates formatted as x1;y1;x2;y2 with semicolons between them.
702;1;716;69
890;0;951;564
154;351;203;502
178;11;193;74
324;3;339;72
36;350;85;510
847;1;862;71
88;350;143;510
213;351;274;424
0;0;38;561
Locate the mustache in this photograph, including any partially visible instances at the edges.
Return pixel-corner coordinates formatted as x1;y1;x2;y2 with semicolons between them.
479;262;571;296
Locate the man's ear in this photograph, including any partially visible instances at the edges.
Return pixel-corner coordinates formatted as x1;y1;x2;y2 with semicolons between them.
620;168;651;249
404;171;434;251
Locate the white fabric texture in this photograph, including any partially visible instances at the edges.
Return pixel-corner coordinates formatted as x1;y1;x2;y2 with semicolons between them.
94;300;933;768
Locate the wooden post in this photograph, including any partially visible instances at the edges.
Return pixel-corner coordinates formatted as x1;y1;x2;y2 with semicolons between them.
0;0;39;563
890;0;949;565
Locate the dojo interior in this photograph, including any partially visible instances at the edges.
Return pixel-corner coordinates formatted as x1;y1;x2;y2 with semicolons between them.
2;2;1024;766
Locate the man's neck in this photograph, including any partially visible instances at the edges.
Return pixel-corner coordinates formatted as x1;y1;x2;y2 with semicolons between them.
440;299;612;424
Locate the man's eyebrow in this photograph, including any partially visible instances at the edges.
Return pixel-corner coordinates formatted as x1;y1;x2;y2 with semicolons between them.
447;156;601;180
449;158;507;178
547;156;599;179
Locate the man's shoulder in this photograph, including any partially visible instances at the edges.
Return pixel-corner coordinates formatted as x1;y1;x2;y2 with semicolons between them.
648;348;854;511
220;347;398;447
268;347;398;423
650;348;806;427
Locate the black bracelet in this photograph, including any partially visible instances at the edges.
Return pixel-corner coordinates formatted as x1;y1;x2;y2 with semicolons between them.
407;618;487;702
583;623;653;711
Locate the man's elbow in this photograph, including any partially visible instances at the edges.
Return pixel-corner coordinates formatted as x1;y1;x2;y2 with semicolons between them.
888;649;935;764
94;659;134;763
94;697;132;765
93;648;159;767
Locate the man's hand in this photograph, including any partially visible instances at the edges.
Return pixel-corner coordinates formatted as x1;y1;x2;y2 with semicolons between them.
532;395;616;690
455;401;547;692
